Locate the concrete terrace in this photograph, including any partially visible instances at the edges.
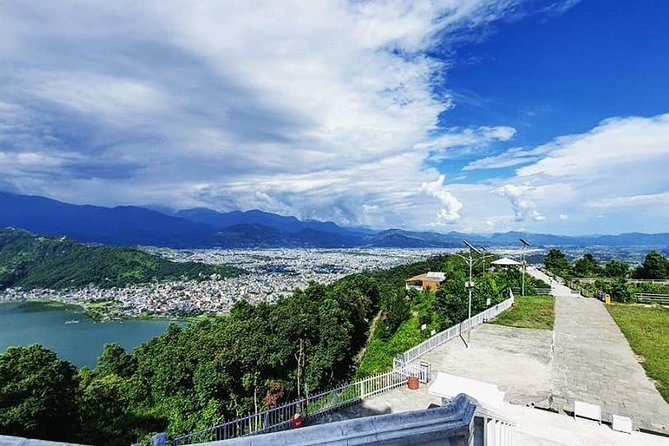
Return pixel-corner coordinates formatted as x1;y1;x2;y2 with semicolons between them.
327;266;669;444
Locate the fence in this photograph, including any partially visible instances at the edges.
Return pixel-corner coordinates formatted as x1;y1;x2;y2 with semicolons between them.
395;292;514;366
170;365;428;445
575;277;669;285
635;293;669;305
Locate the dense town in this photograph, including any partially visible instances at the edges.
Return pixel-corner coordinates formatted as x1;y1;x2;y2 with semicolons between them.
0;248;453;319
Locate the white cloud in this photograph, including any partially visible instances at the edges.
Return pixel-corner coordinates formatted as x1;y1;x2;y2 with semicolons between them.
421;175;463;224
493;184;545;222
586;191;669;209
463;144;550;170
559;214;568;220
0;0;523;229
482;113;669;233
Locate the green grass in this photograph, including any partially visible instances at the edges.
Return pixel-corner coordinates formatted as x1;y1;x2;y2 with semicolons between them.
607;304;669;403
491;295;554;330
355;315;424;378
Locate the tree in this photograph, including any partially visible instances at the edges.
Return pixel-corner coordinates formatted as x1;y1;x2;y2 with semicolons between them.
544;249;570;276
97;343;137;378
573;254;601;277
435;272;468;326
604;259;629;278
0;345;79;442
607;278;632;303
635;251;669;279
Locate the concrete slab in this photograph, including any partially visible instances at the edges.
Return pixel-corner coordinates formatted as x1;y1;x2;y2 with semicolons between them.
415;323;553;405
428;372;505;407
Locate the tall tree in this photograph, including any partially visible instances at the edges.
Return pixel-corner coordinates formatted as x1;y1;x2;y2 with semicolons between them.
0;345;79;442
573;254;601;277
604;259;630;278
635;251;669;279
544;249;570;276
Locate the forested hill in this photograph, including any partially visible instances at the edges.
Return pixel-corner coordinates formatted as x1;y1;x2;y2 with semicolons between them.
0;228;244;290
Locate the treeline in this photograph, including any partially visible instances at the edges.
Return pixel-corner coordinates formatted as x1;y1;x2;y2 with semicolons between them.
544;248;669;280
0;228;244;290
544;249;669;302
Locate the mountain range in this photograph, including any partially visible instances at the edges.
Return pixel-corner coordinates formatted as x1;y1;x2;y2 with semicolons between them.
1;192;668;249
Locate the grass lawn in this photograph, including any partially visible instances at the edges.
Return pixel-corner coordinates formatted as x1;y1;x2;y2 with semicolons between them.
355;315;424;378
607;304;669;403
491;295;554;330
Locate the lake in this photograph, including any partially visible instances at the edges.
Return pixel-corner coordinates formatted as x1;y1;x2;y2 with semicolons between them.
0;301;177;368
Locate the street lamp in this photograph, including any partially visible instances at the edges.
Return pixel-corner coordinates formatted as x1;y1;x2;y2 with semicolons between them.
463;240;480;347
520;238;531;296
478;246;493;275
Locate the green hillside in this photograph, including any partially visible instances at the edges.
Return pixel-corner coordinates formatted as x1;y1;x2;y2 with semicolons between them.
0;228;244;290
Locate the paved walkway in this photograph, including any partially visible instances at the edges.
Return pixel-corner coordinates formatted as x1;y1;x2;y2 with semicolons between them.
528;267;669;433
551;293;669;433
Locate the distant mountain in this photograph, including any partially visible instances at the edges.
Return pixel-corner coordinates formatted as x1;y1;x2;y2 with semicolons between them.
0;192;217;247
0;228;244;290
175;207;354;235
1;192;668;249
366;229;463;248
214;224;363;248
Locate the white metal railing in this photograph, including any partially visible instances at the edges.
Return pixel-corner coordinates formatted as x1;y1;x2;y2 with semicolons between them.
396;292;514;366
169;365;425;445
574;277;669;285
635;293;669;305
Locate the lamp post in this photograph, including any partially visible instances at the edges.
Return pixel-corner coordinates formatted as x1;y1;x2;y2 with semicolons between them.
478;246;493;275
463;240;481;347
520;238;531;296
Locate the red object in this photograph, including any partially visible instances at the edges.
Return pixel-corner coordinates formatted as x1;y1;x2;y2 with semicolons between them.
407;376;420;390
291;413;304;428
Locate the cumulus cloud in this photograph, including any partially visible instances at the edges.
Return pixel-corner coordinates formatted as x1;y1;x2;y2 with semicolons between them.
478;113;669;233
420;175;463;224
494;184;545;222
0;0;523;228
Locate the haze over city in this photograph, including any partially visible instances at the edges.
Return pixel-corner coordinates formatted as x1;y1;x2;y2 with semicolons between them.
1;1;667;235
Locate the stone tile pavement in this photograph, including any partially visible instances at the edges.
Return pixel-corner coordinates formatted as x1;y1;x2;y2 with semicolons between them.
551;293;669;434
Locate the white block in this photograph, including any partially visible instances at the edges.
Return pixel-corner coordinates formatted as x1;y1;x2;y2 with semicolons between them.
428;372;505;407
612;415;633;434
574;401;601;422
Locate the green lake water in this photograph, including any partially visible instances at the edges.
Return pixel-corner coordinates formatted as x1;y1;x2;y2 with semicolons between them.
0;301;176;368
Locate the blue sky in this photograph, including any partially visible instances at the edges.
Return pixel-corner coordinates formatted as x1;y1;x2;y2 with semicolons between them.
0;1;668;234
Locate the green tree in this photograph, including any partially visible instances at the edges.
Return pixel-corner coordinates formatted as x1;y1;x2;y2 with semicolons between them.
435;272;467;326
97;343;137;378
604;259;629;278
544;249;570;276
608;278;632;303
0;345;79;441
573;254;601;277
635;251;669;279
